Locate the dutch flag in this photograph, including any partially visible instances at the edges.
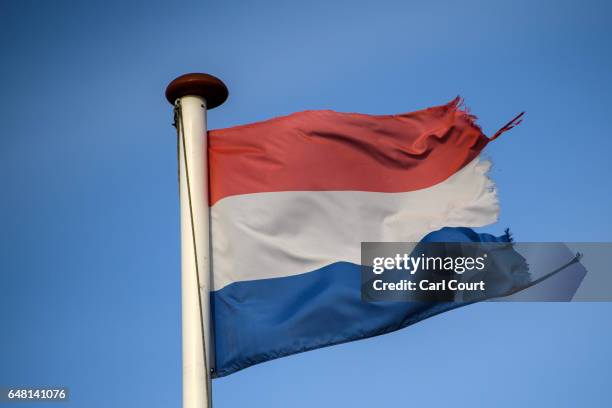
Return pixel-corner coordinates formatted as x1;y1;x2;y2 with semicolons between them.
207;98;527;377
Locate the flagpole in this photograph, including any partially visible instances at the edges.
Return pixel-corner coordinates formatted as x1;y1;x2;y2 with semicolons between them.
166;73;228;408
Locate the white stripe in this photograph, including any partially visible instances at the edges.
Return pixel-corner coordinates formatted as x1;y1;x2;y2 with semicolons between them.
211;158;498;290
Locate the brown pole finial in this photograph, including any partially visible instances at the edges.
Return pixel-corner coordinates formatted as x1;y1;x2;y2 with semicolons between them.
165;73;228;109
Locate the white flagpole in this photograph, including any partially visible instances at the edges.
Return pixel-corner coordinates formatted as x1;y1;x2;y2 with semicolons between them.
166;74;228;408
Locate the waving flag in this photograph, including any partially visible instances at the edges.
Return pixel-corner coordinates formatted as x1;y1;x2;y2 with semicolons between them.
208;98;523;377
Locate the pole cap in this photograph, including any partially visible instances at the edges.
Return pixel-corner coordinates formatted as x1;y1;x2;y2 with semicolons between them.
165;73;228;109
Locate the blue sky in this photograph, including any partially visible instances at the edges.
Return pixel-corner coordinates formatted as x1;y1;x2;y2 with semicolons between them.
1;0;611;407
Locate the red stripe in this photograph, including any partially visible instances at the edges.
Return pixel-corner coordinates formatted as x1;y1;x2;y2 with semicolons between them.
209;98;490;205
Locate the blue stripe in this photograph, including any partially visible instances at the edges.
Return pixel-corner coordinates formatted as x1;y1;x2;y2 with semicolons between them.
211;227;509;378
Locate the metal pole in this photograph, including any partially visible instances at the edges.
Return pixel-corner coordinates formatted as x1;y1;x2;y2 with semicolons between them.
178;95;212;408
166;73;228;408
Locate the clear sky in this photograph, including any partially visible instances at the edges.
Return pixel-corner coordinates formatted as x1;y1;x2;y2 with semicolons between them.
1;0;611;407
